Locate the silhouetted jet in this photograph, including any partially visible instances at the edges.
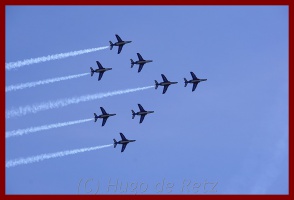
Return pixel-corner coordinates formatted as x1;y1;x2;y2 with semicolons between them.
184;72;207;92
94;107;116;126
113;132;136;153
109;34;132;54
90;61;112;81
132;104;154;124
130;53;153;73
155;74;178;94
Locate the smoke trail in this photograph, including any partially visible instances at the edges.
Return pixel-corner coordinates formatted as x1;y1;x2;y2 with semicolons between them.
6;46;109;71
6;73;89;92
6;118;93;138
6;144;113;168
6;86;154;119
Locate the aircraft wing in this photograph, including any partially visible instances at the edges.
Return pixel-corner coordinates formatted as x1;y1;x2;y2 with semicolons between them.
120;132;127;141
139;114;146;124
190;72;198;80
115;34;123;42
98;71;105;81
96;61;103;69
163;85;169;94
118;45;123;54
192;82;199;92
161;74;168;82
102;117;108;126
138;64;144;73
121;143;127;152
138;104;146;112
100;107;107;115
137;53;144;61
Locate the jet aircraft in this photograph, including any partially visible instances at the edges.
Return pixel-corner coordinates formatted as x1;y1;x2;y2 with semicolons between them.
113;132;136;153
90;61;112;81
184;72;207;92
94;107;116;126
132;104;154;124
109;34;132;54
130;53;153;73
155;74;178;94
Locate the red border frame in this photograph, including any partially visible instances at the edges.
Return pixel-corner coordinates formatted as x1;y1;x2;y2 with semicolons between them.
2;0;292;199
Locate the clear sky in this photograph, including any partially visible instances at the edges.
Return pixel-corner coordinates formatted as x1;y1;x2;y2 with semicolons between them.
5;6;288;194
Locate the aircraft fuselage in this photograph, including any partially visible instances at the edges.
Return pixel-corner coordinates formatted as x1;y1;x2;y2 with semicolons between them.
98;114;116;118
94;68;112;73
114;41;132;46
117;140;136;144
188;80;198;83
188;79;206;83
159;81;178;86
136;111;154;115
135;60;153;64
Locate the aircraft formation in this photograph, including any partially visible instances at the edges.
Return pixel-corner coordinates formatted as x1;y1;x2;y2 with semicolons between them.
93;34;207;152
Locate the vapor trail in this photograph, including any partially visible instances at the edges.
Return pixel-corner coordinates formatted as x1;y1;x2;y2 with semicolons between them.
6;86;154;119
6;73;89;92
6;118;93;139
6;46;109;71
6;144;113;168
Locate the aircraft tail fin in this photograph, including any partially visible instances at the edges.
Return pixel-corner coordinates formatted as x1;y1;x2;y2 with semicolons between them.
155;80;158;89
94;113;98;122
130;59;134;68
184;78;188;87
109;41;113;50
90;67;94;76
132;110;135;119
113;139;117;148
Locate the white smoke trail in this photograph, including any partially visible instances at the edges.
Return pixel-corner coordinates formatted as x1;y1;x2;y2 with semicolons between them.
6;144;113;168
6;46;109;71
6;73;89;92
6;118;93;138
6;86;154;119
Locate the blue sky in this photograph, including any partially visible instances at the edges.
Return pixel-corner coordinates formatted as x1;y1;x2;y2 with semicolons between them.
5;6;288;194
